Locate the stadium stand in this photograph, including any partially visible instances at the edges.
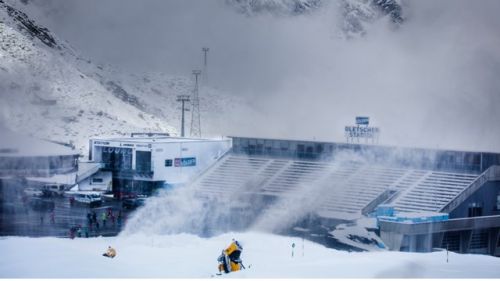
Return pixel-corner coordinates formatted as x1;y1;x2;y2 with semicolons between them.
191;154;481;221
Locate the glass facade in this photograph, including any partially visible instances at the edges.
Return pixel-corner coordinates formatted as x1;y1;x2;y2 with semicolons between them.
101;147;132;171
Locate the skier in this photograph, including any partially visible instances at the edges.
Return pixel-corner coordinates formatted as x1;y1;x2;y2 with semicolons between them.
102;246;116;258
217;239;244;275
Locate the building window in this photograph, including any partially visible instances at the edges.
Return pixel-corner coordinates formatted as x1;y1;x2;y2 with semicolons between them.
165;159;173;167
92;178;103;183
136;151;152;172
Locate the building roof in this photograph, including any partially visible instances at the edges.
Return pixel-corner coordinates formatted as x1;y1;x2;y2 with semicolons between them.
91;136;229;144
0;128;78;157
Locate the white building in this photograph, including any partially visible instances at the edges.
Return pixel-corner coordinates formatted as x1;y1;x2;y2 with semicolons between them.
88;135;231;197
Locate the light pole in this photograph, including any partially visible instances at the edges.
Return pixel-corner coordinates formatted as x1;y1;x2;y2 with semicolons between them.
176;95;190;137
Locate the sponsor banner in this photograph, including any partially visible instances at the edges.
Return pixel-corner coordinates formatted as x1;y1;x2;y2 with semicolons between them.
174;157;196;167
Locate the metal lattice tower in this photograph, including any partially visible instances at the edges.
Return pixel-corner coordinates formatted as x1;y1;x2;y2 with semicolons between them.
202;47;209;85
176;95;190;137
190;70;202;138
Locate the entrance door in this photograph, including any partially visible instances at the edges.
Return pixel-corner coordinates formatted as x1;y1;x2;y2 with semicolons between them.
468;203;483;217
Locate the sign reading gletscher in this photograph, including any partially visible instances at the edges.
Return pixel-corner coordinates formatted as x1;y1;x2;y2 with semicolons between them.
345;116;380;144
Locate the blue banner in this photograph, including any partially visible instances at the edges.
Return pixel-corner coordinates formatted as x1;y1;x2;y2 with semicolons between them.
174;157;196;167
355;116;369;125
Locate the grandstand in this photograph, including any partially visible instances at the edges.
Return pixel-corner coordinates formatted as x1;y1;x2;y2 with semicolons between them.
192;154;480;220
388;170;478;213
191;136;500;255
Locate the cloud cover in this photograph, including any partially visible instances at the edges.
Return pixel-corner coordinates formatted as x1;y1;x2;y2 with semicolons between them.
17;0;500;152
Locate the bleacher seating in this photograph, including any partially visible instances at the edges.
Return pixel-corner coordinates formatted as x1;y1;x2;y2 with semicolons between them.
190;153;480;221
389;171;478;213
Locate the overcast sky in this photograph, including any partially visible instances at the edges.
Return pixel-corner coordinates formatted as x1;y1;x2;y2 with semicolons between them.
18;0;500;152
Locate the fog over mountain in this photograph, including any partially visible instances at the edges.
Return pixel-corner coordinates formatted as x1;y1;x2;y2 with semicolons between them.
3;0;500;152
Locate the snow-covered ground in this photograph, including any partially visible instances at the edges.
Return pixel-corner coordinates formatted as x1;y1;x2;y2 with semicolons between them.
1;231;499;278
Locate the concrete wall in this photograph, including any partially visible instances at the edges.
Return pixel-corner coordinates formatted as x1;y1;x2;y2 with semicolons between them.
450;181;500;219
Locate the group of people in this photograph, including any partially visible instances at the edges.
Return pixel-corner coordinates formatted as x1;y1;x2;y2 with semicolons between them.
86;209;123;231
67;209;123;239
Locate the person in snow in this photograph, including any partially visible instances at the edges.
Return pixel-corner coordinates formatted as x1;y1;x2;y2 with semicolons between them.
50;211;55;224
218;239;244;274
102;246;116;258
92;211;97;224
69;227;75;239
86;212;92;225
101;212;107;227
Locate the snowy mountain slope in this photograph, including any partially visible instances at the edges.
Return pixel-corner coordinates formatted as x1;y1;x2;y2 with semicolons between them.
226;0;404;37
81;68;246;142
226;0;322;16
1;232;500;278
0;19;170;154
0;0;246;154
340;0;403;38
